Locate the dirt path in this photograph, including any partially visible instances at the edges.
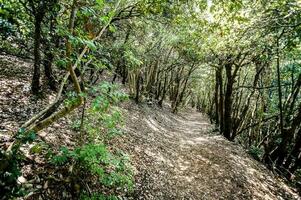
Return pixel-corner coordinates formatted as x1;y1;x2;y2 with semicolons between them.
119;103;300;200
0;54;300;199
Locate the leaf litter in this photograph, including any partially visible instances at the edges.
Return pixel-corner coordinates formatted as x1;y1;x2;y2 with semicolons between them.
0;54;300;199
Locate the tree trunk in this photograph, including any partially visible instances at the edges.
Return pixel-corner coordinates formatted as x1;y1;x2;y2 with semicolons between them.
31;17;42;94
284;129;301;170
44;53;56;91
175;64;195;112
217;66;224;133
158;72;168;107
135;72;142;104
276;39;284;138
43;16;57;91
224;63;233;140
214;68;220;124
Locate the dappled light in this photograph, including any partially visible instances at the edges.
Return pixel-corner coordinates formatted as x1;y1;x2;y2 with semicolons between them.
118;102;300;199
1;0;301;199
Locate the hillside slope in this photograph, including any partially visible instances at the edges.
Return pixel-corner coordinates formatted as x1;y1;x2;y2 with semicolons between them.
0;54;300;199
117;102;300;200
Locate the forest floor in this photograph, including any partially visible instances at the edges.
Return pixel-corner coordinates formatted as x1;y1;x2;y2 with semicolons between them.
119;102;301;200
0;54;301;199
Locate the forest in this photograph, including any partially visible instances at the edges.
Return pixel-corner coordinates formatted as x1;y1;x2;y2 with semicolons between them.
1;0;301;199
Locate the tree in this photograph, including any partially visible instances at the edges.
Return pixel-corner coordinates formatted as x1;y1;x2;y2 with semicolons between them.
20;0;59;94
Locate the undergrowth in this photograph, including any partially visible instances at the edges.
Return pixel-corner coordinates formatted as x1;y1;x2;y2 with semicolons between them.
0;82;133;199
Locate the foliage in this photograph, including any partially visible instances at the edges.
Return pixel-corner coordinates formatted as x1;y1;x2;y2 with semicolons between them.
85;82;128;142
248;146;264;161
50;82;132;197
0;129;37;199
0;149;24;199
2;0;301;197
50;144;133;190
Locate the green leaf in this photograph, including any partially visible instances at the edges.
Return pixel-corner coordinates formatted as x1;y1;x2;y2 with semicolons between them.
109;25;116;33
30;144;43;154
85;40;97;51
96;0;104;7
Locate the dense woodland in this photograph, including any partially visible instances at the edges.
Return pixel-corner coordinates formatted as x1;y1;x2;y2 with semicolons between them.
1;0;301;199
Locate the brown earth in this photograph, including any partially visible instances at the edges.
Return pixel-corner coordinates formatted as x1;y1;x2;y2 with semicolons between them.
118;102;300;200
0;54;300;199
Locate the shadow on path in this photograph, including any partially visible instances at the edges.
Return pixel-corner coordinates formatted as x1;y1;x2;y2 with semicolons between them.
119;103;300;200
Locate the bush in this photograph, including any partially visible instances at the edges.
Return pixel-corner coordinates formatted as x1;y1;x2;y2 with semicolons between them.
50;144;133;195
248;145;263;161
49;82;133;197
